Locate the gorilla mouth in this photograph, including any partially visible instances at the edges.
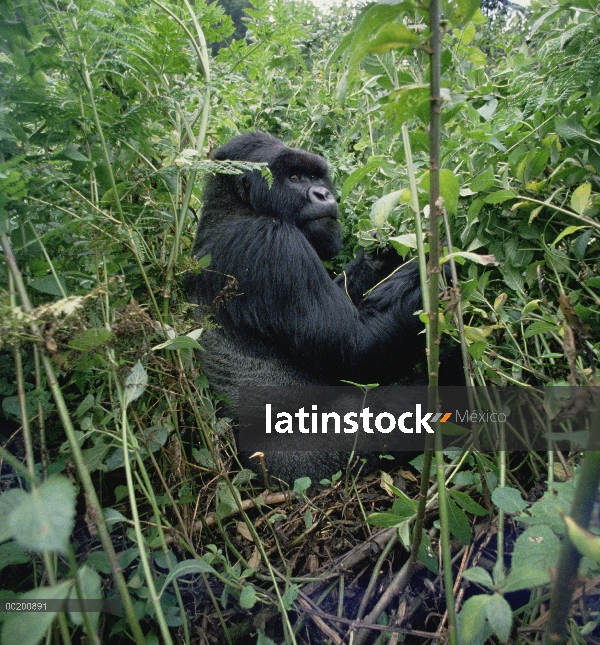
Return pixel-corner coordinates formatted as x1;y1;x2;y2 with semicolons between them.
306;211;339;223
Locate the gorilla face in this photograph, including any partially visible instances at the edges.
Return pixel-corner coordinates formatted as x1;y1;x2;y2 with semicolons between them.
252;146;342;260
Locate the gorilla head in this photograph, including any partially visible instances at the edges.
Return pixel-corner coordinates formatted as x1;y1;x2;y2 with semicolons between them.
200;132;342;260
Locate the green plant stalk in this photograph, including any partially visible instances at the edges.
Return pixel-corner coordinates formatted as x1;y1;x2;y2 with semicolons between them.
435;445;457;641
497;413;507;572
33;345;47;477
69;16;164;325
0;233;146;645
10;277;74;645
133;470;190;645
544;405;600;644
402;123;430;316
28;221;68;298
442;210;472;387
400;63;437;639
428;0;457;639
515;195;600;232
130;424;199;644
118;403;174;645
11;316;34;477
156;0;212;319
66;548;101;645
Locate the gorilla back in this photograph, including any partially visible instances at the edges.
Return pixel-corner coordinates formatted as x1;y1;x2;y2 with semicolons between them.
188;132;426;484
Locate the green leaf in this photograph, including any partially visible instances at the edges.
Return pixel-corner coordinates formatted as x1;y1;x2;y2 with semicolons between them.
440;169;460;215
467;45;487;67
103;508;129;530
515;149;549;183
555;117;586;140
327;3;408;67
529;6;561;38
123;361;147;407
524;321;558;339
449;490;488;516
335;3;416;79
447;498;472;544
1;581;73;645
573;229;593;260
160;559;217;596
468;340;486;360
60;144;90;162
442;251;497;266
0;541;30;570
491;486;528;514
29;275;67;297
463;566;494;589
485;593;512;642
69;328;112;351
421;169;460;215
505;526;560;592
384;85;430;128
362;22;419;55
196;253;211;269
293;477;311;495
257;632;278;645
81;442;110;473
390;484;418;510
0;488;28;542
69;565;102;630
551;225;587;247
389;234;418;254
152;335;203;351
570;183;591;215
564;516;600;563
239;584;257;609
9;476;76;555
470;169;495;193
370;190;403;228
442;0;480;26
281;584;299;610
367;512;413;527
341;157;386;202
417;530;438;573
483;189;517;204
458;594;491;645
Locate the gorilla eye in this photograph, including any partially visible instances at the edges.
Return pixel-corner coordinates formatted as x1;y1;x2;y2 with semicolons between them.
290;174;300;181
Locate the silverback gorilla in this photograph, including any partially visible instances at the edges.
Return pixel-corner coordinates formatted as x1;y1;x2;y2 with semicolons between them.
188;132;427;485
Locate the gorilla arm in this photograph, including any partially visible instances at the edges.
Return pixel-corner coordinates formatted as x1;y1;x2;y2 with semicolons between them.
196;216;424;385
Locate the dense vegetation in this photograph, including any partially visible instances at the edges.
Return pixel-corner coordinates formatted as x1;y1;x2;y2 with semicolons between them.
0;0;599;643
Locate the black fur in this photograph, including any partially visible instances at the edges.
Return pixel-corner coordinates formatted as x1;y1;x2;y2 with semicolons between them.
188;133;428;485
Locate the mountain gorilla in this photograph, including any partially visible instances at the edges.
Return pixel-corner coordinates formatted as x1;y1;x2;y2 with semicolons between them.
188;132;428;485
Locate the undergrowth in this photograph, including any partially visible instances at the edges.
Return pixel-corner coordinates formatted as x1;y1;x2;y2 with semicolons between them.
0;0;599;643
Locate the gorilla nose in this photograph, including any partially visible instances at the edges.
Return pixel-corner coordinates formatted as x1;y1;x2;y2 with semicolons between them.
308;186;335;204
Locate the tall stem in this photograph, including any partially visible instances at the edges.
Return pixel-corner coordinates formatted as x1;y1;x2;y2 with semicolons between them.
428;0;457;642
1;233;146;645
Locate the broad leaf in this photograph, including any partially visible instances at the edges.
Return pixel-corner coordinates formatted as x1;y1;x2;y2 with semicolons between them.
1;581;73;645
123;361;148;407
570;183;591;215
9;476;76;555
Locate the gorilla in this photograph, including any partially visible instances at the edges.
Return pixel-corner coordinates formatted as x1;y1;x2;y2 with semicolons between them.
188;132;428;485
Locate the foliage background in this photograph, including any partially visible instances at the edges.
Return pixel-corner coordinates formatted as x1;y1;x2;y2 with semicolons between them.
0;0;599;642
